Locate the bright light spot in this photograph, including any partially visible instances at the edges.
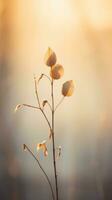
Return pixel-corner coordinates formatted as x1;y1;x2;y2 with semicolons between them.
38;0;75;25
50;0;72;19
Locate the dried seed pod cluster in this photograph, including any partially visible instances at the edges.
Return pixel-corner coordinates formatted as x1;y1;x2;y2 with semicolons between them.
44;47;75;96
44;47;64;80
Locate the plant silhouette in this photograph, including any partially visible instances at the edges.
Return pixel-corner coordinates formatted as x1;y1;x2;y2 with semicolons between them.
15;47;74;200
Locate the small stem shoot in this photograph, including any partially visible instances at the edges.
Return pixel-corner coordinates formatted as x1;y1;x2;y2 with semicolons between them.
54;97;64;112
45;101;52;112
23;104;40;110
42;74;52;83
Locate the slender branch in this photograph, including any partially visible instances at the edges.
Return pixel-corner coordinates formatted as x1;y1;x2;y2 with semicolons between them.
34;75;52;131
45;101;52;112
42;74;52;83
51;78;59;200
54;97;64;112
23;103;52;132
23;104;40;110
38;73;51;84
35;74;52;111
40;108;52;131
24;144;55;200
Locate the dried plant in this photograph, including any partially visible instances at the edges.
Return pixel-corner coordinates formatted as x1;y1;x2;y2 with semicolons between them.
15;47;74;200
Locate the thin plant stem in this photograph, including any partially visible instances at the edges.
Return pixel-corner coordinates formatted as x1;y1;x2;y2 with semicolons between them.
22;104;40;109
37;74;52;111
42;74;52;83
38;73;51;84
34;75;52;131
22;104;52;131
46;101;52;111
51;78;59;200
34;75;41;107
54;97;64;112
40;108;52;131
34;73;59;199
24;144;55;200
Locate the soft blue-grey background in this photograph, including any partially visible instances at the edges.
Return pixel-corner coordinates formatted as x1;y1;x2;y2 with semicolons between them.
0;0;112;199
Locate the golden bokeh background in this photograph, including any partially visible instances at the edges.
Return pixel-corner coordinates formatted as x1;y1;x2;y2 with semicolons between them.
0;0;112;199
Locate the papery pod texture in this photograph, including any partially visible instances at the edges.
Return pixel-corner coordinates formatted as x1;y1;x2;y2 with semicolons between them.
50;64;64;79
62;80;74;96
44;47;57;67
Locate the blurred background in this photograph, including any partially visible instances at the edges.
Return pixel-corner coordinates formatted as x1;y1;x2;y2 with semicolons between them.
0;0;112;199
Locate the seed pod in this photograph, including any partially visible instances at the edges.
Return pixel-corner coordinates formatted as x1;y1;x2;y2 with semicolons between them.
62;80;74;97
44;47;57;67
50;64;64;80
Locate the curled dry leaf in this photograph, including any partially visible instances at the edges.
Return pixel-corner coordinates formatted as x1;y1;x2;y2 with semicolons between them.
14;104;22;112
23;144;27;151
62;80;74;97
37;140;48;157
42;100;48;107
50;64;64;80
38;73;44;83
44;47;57;67
34;74;43;85
49;129;52;140
56;146;62;159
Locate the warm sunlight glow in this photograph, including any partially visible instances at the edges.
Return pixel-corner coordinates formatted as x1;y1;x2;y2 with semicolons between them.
38;0;74;25
50;0;72;19
1;1;112;199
